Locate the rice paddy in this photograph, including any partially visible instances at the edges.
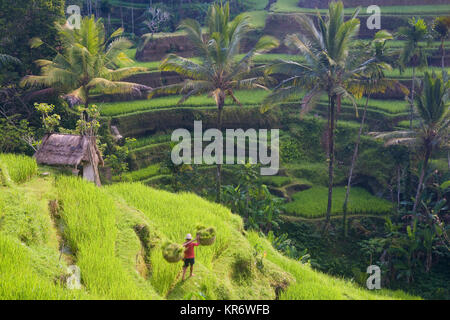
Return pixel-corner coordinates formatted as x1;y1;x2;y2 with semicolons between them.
284;186;393;218
100;87;410;118
0;154;418;300
0;153;38;184
115;163;162;182
272;0;450;16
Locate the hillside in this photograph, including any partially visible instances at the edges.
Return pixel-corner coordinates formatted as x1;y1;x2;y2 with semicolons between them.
0;154;419;300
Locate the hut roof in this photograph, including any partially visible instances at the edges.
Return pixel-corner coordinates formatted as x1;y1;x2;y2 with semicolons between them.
34;134;104;167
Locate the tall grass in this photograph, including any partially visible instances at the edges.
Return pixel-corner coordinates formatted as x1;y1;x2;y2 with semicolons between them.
260;175;292;187
384;67;450;79
126;133;172;150
284;186;393;218
56;176;159;299
0;154;38;184
107;183;241;295
100;89;269;117
0;170;418;300
246;232;420;300
0;176;87;299
272;0;450;15
101;87;407;118
114;164;162;182
0;234;85;300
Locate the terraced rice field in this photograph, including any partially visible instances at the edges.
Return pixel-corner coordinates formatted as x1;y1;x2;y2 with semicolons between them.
284;186;393;218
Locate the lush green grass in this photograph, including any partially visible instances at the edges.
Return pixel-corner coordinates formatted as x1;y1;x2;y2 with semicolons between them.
126;133;172;150
284;186;393;218
246;53;304;64
272;0;450;15
245;11;268;29
56;176;159;299
100;84;409;117
107;183;249;298
107;182;414;299
384;67;450;79
0;155;419;300
100;89;269;116
386;40;450;49
0;172;87;299
430;158;449;172
260;175;292;187
246;0;269;11
247;232;419;300
341;97;408;114
119;49;159;70
0;154;38;184
0;234;84;299
114;164;162;182
285;162;330;186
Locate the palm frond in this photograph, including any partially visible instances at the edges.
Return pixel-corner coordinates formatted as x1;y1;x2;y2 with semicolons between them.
178;19;209;59
300;87;322;117
160;54;211;80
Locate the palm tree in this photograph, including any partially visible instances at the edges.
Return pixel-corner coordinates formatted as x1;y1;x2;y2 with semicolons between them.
372;72;449;214
432;17;450;70
155;2;279;202
263;1;368;229
342;30;407;236
397;17;429;130
21;16;149;111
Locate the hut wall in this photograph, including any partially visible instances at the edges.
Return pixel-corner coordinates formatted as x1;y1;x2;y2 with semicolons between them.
83;164;96;183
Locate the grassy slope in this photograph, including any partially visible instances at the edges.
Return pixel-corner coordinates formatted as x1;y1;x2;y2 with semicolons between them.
100;88;409;117
0;155;419;300
272;0;450;15
284;186;393;218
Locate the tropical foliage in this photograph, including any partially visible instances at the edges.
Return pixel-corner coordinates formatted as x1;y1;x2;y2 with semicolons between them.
263;1;370;228
154;2;278;202
21;16;149;108
372;72;449;212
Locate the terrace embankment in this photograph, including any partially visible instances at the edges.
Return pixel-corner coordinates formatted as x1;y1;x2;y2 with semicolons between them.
111;106;282;138
136;30;262;62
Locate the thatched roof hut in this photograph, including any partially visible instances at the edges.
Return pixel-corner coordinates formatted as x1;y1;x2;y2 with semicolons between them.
34;134;104;186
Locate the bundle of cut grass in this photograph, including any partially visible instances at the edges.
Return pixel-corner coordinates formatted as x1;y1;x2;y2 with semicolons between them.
196;225;216;246
162;241;184;263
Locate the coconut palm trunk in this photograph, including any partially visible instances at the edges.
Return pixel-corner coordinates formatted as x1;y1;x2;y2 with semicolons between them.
325;94;336;229
442;42;450;171
157;3;279;204
397;166;402;210
342;94;370;236
412;144;432;213
410;67;416;130
216;93;225;203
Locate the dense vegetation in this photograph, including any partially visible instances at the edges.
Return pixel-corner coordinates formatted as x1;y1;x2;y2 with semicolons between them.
1;0;449;300
0;154;419;299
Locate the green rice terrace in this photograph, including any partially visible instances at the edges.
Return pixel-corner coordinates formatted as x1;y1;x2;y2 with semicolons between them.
0;154;419;299
1;0;449;301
